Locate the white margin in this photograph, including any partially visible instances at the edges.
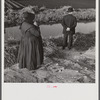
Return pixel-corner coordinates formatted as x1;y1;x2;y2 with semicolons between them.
1;0;99;100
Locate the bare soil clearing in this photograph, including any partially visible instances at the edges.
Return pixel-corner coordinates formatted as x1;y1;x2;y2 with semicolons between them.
4;32;95;83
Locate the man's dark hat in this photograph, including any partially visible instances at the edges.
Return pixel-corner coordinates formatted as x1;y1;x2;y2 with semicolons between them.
67;7;74;12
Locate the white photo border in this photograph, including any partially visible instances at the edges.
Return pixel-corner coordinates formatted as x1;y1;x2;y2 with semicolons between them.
1;0;99;100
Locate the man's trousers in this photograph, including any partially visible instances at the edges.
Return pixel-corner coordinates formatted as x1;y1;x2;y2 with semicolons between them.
63;31;73;49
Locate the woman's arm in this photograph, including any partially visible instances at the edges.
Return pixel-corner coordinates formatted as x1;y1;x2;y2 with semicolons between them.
28;27;40;37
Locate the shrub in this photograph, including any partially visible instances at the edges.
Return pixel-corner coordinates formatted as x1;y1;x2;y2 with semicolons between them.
5;6;95;27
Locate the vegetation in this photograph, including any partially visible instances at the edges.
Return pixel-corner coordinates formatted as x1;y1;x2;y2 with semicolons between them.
36;7;95;24
5;6;95;27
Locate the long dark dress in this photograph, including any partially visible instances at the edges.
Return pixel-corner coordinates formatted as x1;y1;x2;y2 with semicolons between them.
17;21;44;70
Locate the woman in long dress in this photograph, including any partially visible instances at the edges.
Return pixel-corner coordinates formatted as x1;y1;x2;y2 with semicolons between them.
17;12;44;70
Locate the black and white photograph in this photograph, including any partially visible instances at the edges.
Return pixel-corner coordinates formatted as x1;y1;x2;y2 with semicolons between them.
4;0;96;83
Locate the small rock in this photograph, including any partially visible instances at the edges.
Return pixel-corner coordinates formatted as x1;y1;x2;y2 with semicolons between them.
90;74;95;79
83;76;91;83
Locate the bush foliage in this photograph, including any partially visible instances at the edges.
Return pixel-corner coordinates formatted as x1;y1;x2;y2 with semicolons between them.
5;6;95;27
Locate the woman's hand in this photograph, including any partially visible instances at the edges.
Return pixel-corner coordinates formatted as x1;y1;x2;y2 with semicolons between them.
34;21;38;26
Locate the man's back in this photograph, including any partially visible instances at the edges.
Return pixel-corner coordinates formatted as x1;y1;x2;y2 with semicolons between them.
62;14;77;31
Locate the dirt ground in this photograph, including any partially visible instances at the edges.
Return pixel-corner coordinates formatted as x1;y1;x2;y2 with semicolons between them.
4;32;95;83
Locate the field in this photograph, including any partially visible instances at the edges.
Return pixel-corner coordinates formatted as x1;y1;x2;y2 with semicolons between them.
4;1;96;83
14;0;95;9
